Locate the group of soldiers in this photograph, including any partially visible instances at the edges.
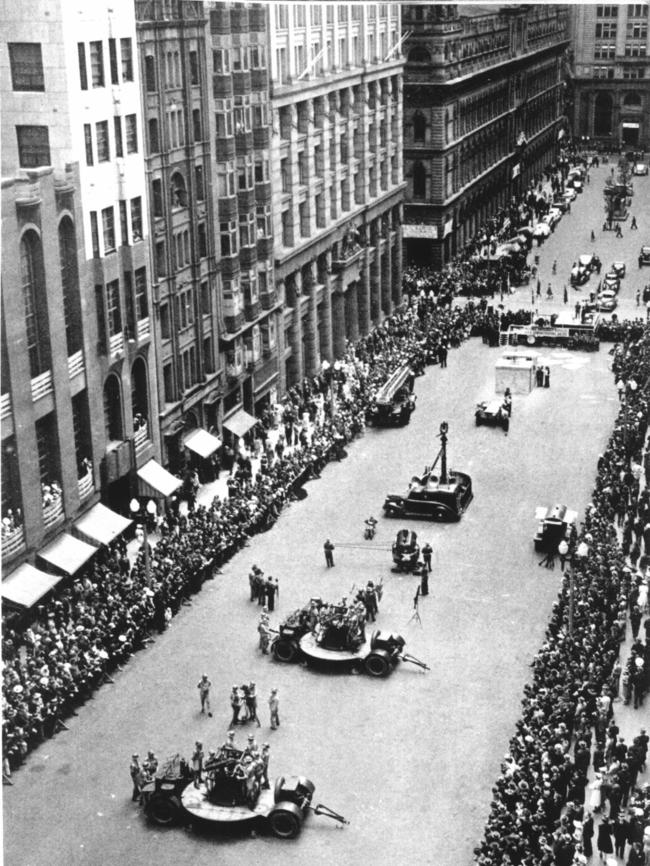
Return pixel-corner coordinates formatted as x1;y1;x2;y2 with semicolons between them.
193;731;271;791
248;565;279;611
129;750;159;802
314;584;383;650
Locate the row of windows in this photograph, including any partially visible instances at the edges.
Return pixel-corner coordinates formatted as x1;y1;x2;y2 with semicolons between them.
8;42;44;91
89;198;143;257
78;38;133;90
83;115;138;165
275;2;392;30
212;44;266;74
95;267;149;345
213;93;268;137
594;65;646;78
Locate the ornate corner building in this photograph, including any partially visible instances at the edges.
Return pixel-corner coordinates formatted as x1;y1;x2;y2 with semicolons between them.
570;4;649;151
268;2;405;388
402;4;569;268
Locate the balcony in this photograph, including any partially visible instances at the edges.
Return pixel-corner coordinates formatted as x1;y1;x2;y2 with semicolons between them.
110;333;124;357
2;525;25;561
134;420;149;454
332;245;365;273
31;370;53;402
260;289;278;310
78;471;94;501
42;496;64;530
137;317;151;341
68;350;85;379
1;393;11;421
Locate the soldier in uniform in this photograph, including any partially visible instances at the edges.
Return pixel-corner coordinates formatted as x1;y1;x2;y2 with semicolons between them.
246;681;261;727
191;740;204;787
260;743;271;788
230;685;243;726
129;753;142;802
197;673;213;717
258;614;271;654
242;733;259;760
143;750;158;775
269;688;280;730
421;542;433;571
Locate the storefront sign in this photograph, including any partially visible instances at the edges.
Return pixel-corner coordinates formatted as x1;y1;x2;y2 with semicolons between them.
402;223;439;239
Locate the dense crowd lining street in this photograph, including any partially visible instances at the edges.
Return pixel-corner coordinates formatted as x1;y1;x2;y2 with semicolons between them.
4;156;649;865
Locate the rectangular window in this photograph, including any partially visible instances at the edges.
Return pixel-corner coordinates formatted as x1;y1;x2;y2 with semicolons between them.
232;46;248;72
148;118;160;153
96;120;110;161
16;125;50;167
217;161;236;197
160;303;171;339
276;4;288;29
195;164;204;201
595;22;617;38
252;94;268;128
9;43;44;91
90;212;100;258
256;205;272;239
628;21;648;38
78;42;88;90
123;270;135;338
215;99;233;138
238;154;254;190
239;212;255;247
119;199;129;246
203;337;214;374
299;202;309;237
163;363;174;403
131;197;143;241
102;206;116;253
250;45;266;69
125;114;138;153
155;240;166;277
294;5;306;26
255;156;269;184
106;279;122;336
120;38;133;81
198;222;208;258
189;50;199;85
90;40;105;87
113;116;124;157
135;267;148;320
152;179;163;217
193;108;202;141
84;124;94;165
220;220;238;257
234;94;252;133
213;48;231;74
109;38;119;84
311;5;322;25
200;281;211;315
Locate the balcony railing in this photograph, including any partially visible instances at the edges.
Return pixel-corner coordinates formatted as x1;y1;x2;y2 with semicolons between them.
31;370;53;402
1;525;25;560
137;317;151;341
134;421;149;453
78;472;94;501
0;393;11;420
42;497;64;530
110;333;124;357
68;350;85;379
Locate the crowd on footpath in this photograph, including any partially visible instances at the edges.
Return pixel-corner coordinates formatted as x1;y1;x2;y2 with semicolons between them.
473;331;650;866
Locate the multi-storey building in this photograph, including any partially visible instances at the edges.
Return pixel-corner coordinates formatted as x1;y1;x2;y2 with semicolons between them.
1;0;160;571
402;4;569;267
269;2;405;387
570;3;650;150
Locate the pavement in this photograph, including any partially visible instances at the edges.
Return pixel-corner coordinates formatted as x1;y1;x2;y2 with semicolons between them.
4;162;650;866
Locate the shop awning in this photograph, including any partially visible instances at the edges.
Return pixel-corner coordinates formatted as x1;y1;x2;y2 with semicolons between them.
183;428;222;459
137;459;182;498
222;408;258;438
72;503;133;547
37;533;98;576
1;563;63;610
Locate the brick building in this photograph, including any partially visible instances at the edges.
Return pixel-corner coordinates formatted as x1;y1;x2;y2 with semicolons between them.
570;3;650;151
402;4;569;268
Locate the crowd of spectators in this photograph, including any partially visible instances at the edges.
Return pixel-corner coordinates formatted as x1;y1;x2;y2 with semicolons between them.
473;330;650;865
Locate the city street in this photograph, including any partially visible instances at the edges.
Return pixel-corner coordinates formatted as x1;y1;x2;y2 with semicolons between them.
3;165;647;866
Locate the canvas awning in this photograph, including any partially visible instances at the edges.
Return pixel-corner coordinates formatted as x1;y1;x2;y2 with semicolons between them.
37;533;98;576
72;503;133;547
183;428;222;459
137;459;182;498
222;408;258;438
1;563;63;610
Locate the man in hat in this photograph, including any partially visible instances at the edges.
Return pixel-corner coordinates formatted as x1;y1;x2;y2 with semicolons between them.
269;688;280;730
258;614;271;655
191;741;203;787
230;685;243;726
323;539;335;567
242;734;259;760
260;743;271;788
245;681;260;727
197;673;212;716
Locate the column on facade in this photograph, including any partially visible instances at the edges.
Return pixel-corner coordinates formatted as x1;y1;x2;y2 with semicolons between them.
331;284;347;359
381;216;393;317
287;272;304;386
317;252;333;364
391;207;403;309
357;231;372;336
345;280;359;344
369;220;382;325
302;261;319;377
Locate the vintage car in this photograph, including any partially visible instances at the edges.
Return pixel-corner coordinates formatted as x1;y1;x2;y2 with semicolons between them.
475;399;509;431
640;246;650;268
563;188;577;202
533;504;578;554
141;752;347;838
570;264;590;287
633;163;648;176
367;363;416;427
552;198;570;213
567;176;583;192
383;423;472;522
392;528;420;572
579;253;601;274
597;289;618;313
602;271;621;292
611;261;626;278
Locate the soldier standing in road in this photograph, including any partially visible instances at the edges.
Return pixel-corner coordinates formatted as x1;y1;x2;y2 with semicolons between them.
324;539;335;567
130;753;142;802
260;743;271;788
198;674;213;717
258;612;271;654
269;688;280;730
265;575;278;611
420;564;430;597
191;741;203;788
422;542;433;571
230;685;243;726
246;681;261;727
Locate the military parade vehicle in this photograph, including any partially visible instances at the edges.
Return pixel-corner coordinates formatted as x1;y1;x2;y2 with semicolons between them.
383;422;473;522
391;528;421;572
533;504;578;554
366;363;416;427
141;752;347;839
475;399;509;431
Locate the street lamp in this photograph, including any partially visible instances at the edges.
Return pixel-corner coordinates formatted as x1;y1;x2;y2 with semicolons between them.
129;497;157;585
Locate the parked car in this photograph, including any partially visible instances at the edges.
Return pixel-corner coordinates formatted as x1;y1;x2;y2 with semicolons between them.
602;271;621;292
640;246;650;268
563;189;577;202
552;198;569;213
634;163;648;176
543;209;562;228
475;400;509;432
611;261;626;278
597;289;618;312
567;177;583;193
579;253;599;273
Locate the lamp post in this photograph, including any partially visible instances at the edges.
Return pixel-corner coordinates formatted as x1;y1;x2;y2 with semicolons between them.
130;498;157;585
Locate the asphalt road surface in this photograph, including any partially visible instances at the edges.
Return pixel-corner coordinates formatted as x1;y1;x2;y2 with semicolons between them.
4;164;647;866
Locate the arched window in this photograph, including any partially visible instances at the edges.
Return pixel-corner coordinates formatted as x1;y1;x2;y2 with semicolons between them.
103;374;123;443
413;110;426;143
594;92;613;136
407;46;430;63
131;357;149;427
623;91;641;107
170;171;187;208
21;230;50;378
413;161;426;200
59;217;82;356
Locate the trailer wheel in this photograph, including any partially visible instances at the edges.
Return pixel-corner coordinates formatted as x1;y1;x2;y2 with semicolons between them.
268;802;303;839
146;794;183;826
273;640;298;663
364;651;391;678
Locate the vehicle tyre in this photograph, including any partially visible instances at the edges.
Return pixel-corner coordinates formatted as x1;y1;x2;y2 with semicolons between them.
526;335;536;346
268;803;303;839
370;629;380;650
364;651;391;678
273;640;298;663
146;794;183;826
475;416;481;426
273;776;286;804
